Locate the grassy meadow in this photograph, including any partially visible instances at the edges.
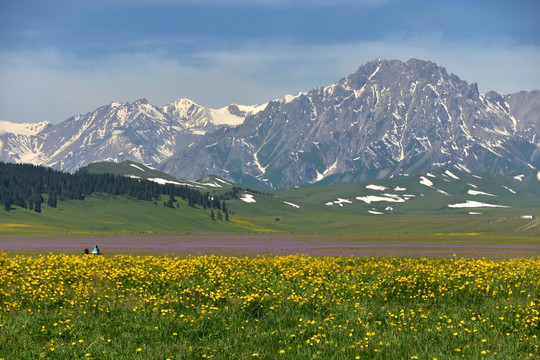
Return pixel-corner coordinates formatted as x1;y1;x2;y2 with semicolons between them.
0;253;538;359
0;193;261;237
1;191;538;238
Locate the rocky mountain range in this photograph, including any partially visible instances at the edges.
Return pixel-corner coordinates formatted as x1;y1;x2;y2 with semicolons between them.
0;98;266;173
1;58;539;189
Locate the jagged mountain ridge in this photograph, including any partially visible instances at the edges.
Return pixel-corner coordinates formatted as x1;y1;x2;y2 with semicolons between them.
0;98;266;172
1;58;538;189
161;59;538;188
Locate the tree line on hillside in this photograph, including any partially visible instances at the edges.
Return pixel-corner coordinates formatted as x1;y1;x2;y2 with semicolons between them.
0;162;240;218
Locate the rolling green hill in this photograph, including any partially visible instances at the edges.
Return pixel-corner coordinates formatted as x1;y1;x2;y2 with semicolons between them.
79;160;238;190
1;162;539;238
279;167;540;213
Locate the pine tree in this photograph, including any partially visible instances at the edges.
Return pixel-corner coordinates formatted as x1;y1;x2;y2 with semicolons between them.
211;208;215;221
34;199;41;213
47;191;57;208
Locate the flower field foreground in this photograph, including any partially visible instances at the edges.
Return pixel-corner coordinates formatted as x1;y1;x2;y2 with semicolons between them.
0;253;538;359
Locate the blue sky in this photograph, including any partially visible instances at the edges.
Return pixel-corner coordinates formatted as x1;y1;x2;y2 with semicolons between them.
1;0;539;124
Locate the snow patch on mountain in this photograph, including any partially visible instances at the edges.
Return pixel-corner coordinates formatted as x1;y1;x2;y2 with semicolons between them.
419;176;433;186
241;194;256;203
502;186;516;194
313;160;338;183
444;170;460;179
209;106;245;126
281;92;307;103
253;150;267;174
436;189;450;196
215;178;234;185
148;177;183;186
0;120;51;136
325;198;352;207
366;184;388;191
283;201;301;208
448;200;509;208
467;189;497;197
356;194;410;204
130;163;146;172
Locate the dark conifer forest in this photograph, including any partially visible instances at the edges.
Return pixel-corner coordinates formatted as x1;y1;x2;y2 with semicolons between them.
0;162;238;216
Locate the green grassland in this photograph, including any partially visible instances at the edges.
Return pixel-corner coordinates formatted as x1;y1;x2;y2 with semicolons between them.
1;190;538;241
1;166;538;240
0;194;252;237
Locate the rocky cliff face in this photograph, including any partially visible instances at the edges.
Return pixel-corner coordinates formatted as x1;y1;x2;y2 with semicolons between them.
504;90;540;138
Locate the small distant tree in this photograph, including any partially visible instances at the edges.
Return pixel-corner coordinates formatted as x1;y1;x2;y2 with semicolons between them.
211;208;215;221
34;199;41;213
47;191;57;208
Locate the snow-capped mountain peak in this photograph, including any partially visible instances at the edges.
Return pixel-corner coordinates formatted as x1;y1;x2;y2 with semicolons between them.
162;98;267;132
0;120;52;136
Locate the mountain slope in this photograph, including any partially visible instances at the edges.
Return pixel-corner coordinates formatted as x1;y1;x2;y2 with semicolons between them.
161;59;538;188
284;167;540;214
0;120;52;163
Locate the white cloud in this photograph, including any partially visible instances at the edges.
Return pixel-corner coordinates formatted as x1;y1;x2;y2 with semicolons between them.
1;37;538;124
